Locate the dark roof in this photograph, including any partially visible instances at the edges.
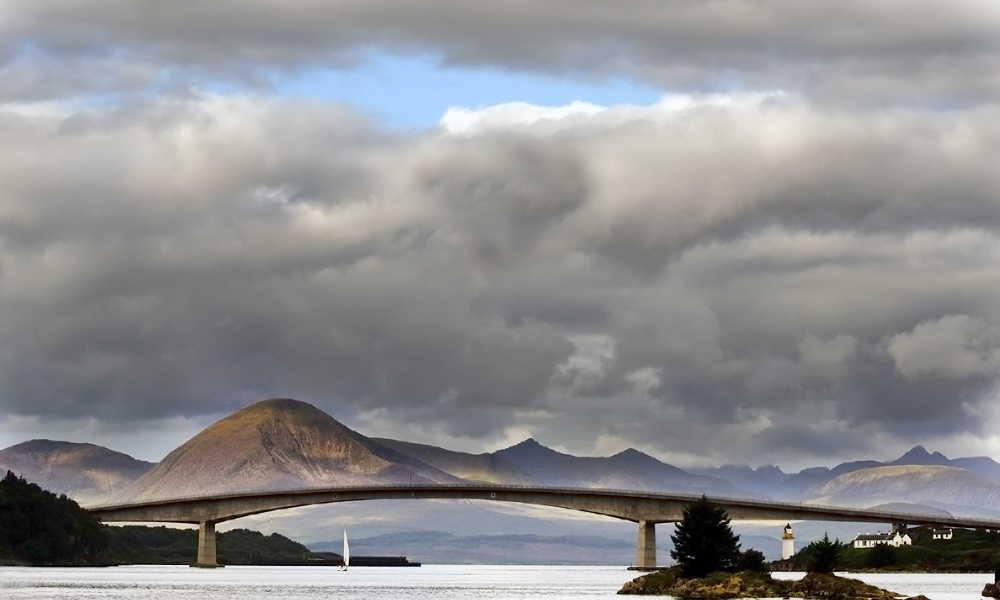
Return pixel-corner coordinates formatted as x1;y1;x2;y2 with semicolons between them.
854;533;894;541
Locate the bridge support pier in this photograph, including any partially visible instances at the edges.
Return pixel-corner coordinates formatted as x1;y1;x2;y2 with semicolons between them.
192;520;223;568
635;520;657;570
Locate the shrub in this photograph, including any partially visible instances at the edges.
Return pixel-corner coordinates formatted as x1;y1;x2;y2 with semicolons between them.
865;545;897;568
738;548;768;573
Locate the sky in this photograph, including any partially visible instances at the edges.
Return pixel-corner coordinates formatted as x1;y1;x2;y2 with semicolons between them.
1;1;1000;470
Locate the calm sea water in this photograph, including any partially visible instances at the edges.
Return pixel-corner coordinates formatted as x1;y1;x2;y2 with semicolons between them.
0;565;992;600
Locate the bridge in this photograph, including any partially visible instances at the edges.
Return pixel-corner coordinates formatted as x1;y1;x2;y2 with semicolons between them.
86;484;1000;568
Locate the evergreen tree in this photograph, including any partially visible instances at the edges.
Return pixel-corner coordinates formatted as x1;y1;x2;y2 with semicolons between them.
805;533;842;573
669;496;741;578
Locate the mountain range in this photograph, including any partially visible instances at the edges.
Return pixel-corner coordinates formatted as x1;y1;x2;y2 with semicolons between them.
693;444;1000;509
5;397;1000;560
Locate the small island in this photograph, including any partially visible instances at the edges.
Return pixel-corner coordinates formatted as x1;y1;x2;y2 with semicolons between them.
618;496;922;599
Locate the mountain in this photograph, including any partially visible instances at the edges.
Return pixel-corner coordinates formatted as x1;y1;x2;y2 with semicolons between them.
0;439;153;503
689;464;787;497
890;445;951;467
808;464;1000;517
493;439;753;497
372;438;531;484
110;398;460;503
951;456;1000;482
699;445;1000;500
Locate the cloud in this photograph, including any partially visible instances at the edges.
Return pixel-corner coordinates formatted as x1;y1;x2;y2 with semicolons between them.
888;315;1000;380
3;1;1000;104
1;94;999;463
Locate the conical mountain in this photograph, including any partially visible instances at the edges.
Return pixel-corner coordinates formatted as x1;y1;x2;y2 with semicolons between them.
111;398;460;503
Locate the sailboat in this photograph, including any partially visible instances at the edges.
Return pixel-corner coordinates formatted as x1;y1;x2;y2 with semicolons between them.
340;529;350;571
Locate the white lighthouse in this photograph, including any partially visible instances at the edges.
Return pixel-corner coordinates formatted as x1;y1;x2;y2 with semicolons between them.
781;524;795;560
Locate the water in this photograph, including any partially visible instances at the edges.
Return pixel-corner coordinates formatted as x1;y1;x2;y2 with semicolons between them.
0;566;992;599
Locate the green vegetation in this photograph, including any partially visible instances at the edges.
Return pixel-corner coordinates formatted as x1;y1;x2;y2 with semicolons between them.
108;526;322;565
670;496;742;577
0;470;111;566
804;533;842;573
786;528;1000;573
620;566;793;597
864;545;897;568
619;568;902;598
0;471;331;566
737;548;768;573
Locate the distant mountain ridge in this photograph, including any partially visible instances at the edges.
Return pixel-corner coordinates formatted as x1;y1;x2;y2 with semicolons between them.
490;438;751;497
809;464;1000;516
694;444;1000;500
0;439;154;503
372;438;531;484
6;398;1000;529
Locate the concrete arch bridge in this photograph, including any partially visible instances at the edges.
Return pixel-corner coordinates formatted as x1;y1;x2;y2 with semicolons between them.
86;484;1000;568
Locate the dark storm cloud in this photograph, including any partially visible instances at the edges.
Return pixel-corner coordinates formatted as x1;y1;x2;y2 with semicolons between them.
1;95;1000;460
3;1;1000;103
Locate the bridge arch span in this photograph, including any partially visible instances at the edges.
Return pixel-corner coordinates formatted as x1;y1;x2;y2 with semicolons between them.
87;484;1000;569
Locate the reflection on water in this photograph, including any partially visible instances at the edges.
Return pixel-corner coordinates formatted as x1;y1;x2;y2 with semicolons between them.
0;565;993;600
0;565;635;600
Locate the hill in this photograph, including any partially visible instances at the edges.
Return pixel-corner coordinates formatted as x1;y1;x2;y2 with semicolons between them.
111;398;460;503
0;470;111;566
0;440;154;503
493;439;751;496
372;438;531;484
808;464;1000;516
696;445;1000;500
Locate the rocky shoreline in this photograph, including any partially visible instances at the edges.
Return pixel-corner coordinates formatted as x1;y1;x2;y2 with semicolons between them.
619;568;931;599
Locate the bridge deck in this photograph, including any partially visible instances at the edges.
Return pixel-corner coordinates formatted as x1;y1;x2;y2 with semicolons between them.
87;483;1000;530
87;484;1000;569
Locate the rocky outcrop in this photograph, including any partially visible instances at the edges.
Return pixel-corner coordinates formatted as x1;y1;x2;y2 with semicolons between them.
788;572;900;599
619;570;905;599
618;569;791;597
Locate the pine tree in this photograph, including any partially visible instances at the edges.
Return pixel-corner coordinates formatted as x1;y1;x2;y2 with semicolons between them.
805;533;841;573
669;496;742;578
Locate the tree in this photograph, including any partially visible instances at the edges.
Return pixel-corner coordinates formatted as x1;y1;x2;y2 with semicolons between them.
0;471;109;565
670;496;741;578
738;548;768;573
805;533;842;573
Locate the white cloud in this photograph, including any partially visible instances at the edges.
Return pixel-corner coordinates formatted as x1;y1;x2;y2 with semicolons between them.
440;100;607;134
888;315;1000;380
439;92;786;134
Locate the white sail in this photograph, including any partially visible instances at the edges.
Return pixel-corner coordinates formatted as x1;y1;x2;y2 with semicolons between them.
342;529;350;570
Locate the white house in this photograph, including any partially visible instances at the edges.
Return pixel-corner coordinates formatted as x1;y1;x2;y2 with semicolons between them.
852;531;912;549
931;529;953;540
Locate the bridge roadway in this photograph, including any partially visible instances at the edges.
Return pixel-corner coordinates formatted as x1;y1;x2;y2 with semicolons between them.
87;484;1000;568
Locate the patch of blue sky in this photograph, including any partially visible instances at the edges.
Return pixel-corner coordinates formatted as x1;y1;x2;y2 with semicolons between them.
268;53;663;130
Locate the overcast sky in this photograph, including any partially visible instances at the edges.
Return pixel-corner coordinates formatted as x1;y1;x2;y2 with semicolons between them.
1;1;999;470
